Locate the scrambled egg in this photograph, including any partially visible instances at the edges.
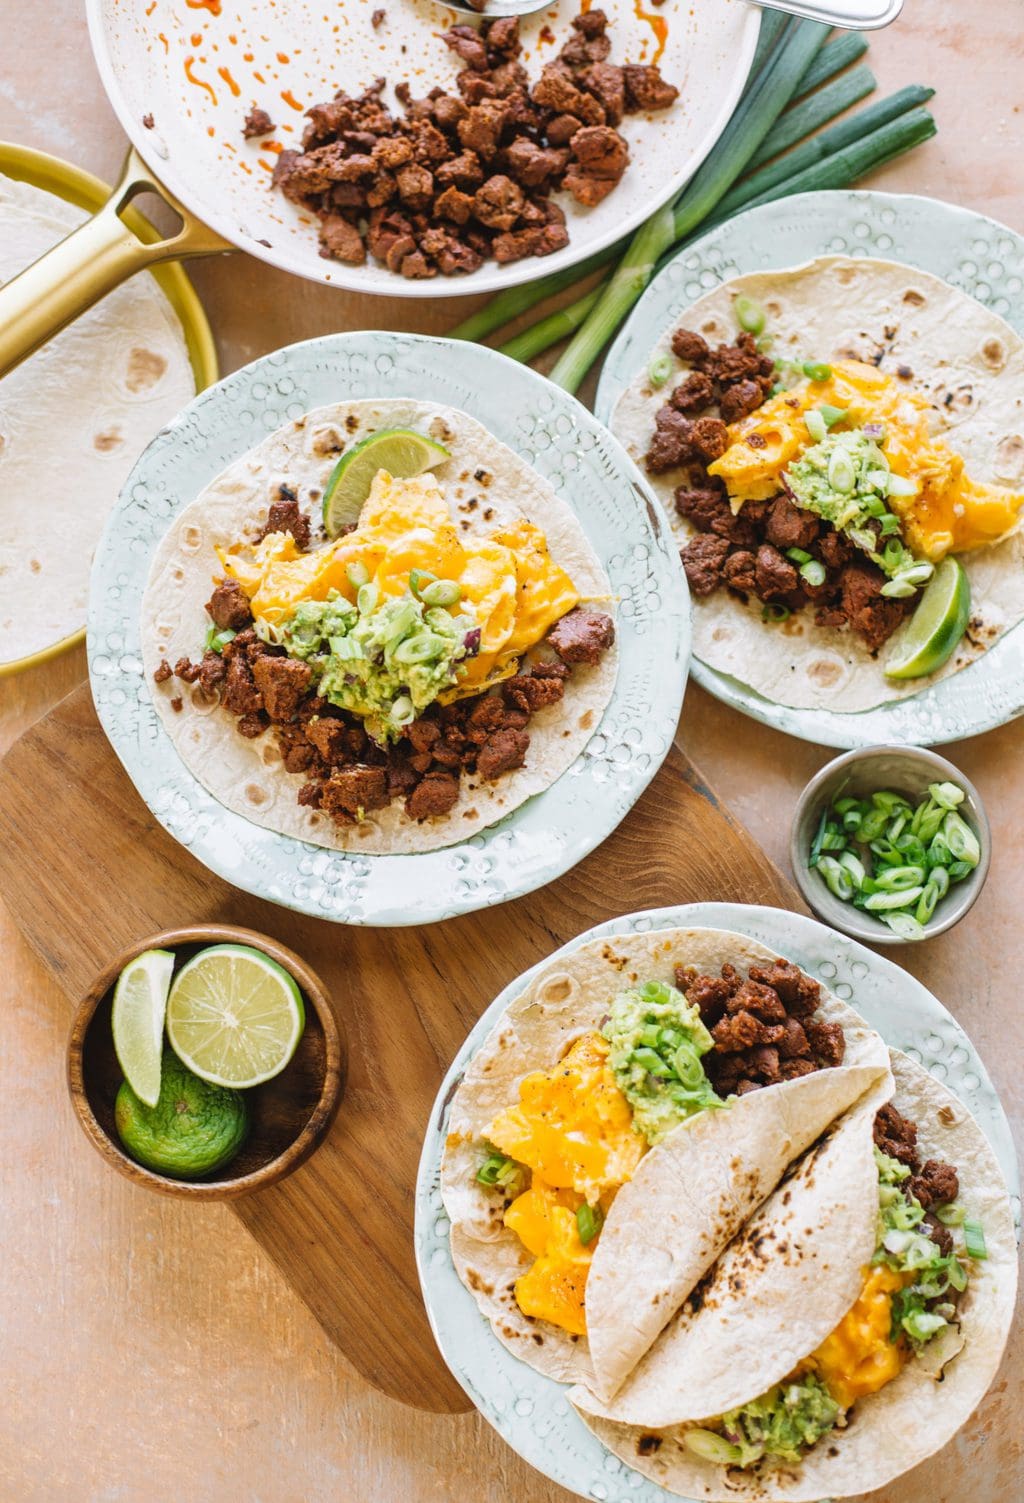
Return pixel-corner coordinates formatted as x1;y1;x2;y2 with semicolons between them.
218;470;579;696
708;360;1023;562
487;1033;645;1335
802;1263;911;1410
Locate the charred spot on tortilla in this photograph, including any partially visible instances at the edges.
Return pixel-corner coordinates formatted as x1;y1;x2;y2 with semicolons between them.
637;1434;663;1456
808;659;843;688
93;427;123;452
896;363;914;379
982;336;1007;371
142;112;154;128
126;346;168;393
344;415;359;433
903;288;927;306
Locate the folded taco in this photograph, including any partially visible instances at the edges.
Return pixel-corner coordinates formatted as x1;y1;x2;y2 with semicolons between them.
142;398;617;854
575;1050;1017;1500
611;255;1024;712
440;928;890;1392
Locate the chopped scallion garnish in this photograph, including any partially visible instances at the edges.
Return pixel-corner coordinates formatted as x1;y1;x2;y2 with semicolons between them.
963;1218;988;1260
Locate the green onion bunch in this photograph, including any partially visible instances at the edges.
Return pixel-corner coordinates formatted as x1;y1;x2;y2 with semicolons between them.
809;781;982;939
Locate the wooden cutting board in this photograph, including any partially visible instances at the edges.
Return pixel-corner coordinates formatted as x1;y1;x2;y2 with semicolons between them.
0;683;796;1413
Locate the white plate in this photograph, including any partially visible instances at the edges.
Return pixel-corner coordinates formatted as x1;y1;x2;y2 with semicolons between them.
416;901;1019;1503
87;0;759;297
597;190;1024;748
88;332;689;926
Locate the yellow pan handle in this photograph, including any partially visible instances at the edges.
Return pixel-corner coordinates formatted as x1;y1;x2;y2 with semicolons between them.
0;146;232;379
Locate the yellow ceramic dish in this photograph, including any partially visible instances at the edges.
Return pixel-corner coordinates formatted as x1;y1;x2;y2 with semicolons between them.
0;141;218;679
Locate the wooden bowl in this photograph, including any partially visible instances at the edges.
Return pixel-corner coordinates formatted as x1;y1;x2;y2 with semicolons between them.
67;924;345;1199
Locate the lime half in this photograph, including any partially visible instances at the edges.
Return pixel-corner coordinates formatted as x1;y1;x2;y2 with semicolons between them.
111;948;175;1108
165;943;305;1089
116;1049;248;1178
885;557;971;680
322;428;449;535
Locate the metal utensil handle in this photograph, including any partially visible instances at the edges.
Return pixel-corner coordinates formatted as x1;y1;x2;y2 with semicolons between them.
0;146;231;379
755;0;903;28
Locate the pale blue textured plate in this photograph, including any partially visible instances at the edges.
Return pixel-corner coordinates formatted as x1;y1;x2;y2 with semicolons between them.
416;902;1019;1503
88;333;689;926
596;190;1024;749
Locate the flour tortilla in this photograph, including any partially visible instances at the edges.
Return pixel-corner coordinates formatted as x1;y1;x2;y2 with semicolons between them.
440;927;890;1390
611;255;1024;712
0;173;194;667
579;1049;1018;1501
141;399;618;854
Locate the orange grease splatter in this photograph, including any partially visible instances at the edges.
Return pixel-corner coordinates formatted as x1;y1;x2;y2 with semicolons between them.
254;70;266;82
276;51;290;63
186;0;222;14
633;0;668;64
217;65;241;96
184;57;218;105
280;89;304;111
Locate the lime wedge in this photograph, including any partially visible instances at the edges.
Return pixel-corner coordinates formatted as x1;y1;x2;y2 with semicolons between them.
885;557;971;680
165;943;305;1089
111;948;175;1108
322;428;449;535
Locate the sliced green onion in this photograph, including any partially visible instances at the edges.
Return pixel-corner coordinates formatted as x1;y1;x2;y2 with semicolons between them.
803;360;832;382
648;352;674;388
204;626;237;655
820;403;849;428
882;911;926;940
389;694;416;726
902;1309;948;1342
762;603;790;623
837;850;866;888
935;1202;966;1226
684;1431;743;1466
840;805;863;833
827;448;856;494
886;472;918;497
863;886;925;911
576;1202;605;1246
420;579;463;609
818;855;854;901
879;513;902;535
804;408;828;444
861;493;887;518
786;546;813;565
947;1257;969;1291
734;295;766;335
915;884;939;925
346;560;369;589
943;811;981;866
947;859;973;882
864;469;891;495
757;334;775;352
929;866;950;900
408;568;437;600
632;1046;675;1078
476;1146;525;1193
858;807;889;841
393;633;445;665
800;559;826;587
928;832;953;867
833;797;859;814
357;581;379;615
874;864;926;892
963;1219;988;1260
808;805;829;868
929;781;965;810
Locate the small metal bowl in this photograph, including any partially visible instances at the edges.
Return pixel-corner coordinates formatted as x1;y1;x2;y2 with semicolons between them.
67;924;345;1200
790;746;991;947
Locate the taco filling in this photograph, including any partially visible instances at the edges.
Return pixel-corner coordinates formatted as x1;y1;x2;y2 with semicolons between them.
474;957;847;1338
682;1100;980;1470
655;332;1023;663
152;465;615;827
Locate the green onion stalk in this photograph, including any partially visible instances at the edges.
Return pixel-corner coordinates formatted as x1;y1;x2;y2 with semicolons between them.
545;18;831;393
508;100;936;387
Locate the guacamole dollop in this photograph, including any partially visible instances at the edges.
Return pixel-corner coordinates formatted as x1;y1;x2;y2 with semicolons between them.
686;1375;841;1469
785;429;929;590
602;980;723;1145
275;586;478;740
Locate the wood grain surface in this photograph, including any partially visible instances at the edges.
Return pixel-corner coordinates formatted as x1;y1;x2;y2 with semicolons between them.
0;684;793;1412
2;2;1022;1499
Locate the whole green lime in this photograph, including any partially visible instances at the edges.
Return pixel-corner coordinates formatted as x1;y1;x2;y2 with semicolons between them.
115;1049;248;1178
